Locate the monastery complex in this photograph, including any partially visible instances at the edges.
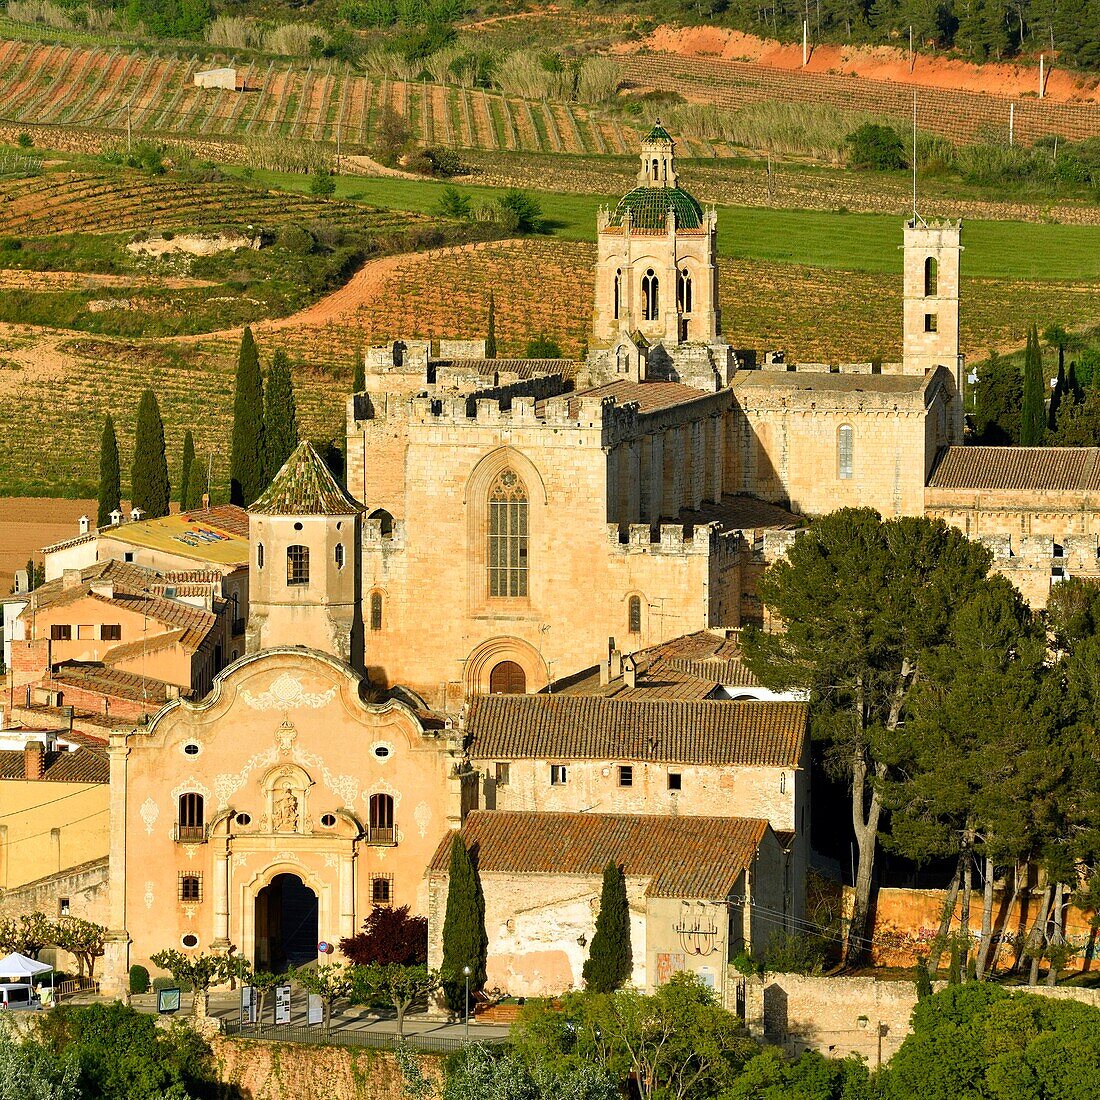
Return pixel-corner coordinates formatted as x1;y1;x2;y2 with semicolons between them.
3;124;1100;1009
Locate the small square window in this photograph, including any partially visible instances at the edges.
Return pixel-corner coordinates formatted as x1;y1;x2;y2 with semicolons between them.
495;762;510;787
179;874;202;903
617;765;633;788
371;875;393;907
101;624;121;641
50;624;71;641
550;764;568;786
123;552;135;563
77;624;94;640
668;773;682;792
59;897;70;916
924;313;938;333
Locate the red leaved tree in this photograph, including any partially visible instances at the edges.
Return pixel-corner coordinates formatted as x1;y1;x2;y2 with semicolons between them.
340;906;427;967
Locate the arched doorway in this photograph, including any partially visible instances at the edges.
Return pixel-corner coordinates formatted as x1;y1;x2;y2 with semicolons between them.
489;660;526;694
254;873;318;972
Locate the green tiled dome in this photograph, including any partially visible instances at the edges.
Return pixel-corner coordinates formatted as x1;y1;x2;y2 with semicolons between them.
609;186;703;231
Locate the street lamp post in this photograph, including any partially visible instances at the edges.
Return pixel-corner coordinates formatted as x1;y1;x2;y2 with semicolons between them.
462;965;471;1042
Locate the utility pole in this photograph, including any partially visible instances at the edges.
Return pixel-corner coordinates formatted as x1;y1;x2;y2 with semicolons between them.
126;102;132;154
802;20;809;66
1039;53;1045;99
1009;103;1015;146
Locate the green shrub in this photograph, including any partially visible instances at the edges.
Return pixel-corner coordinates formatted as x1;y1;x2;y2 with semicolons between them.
276;223;315;254
496;189;545;235
525;334;562;359
151;975;192;992
309;167;336;197
128;965;150;994
16;132;33;148
762;930;829;975
845;123;907;170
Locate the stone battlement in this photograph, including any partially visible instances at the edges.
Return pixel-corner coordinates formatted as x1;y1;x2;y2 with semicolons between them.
606;522;744;558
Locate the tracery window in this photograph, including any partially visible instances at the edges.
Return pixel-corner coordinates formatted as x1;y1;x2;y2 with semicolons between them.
642;270;659;322
677;268;693;314
628;595;642;634
613;269;622;320
488;469;528;598
924;256;938;296
370;591;383;631
838;425;854;481
286;545;309;586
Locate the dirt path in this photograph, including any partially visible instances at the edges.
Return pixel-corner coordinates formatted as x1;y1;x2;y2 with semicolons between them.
0;271;217;291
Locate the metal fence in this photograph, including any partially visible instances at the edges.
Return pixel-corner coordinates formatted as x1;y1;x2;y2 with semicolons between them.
222;1020;504;1053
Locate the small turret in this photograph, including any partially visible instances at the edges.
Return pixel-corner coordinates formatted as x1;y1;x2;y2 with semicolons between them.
637;119;678;188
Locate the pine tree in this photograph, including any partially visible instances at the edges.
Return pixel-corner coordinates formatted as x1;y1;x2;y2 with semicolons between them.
230;326;266;506
353;347;365;393
440;834;487;1014
97;414;121;527
263;349;299;484
1020;324;1046;446
582;860;632;992
485;292;497;359
178;429;195;510
130;389;170;519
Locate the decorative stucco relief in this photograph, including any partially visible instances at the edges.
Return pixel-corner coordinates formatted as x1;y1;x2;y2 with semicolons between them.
214;747;279;809
240;672;338;712
143;882;154;910
139;797;159;836
414;801;432;838
294;746;359;808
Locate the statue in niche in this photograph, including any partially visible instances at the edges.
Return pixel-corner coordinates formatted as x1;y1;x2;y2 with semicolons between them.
274;785;299;832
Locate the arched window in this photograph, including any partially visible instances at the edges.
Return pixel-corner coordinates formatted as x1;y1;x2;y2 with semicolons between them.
257;543;264;569
368;793;394;844
642;270;659;322
652;158;659;179
628;595;642;634
177;793;204;842
838;424;854;481
370;591;383;632
368;508;394;538
677;268;693;314
490;661;526;694
334;542;344;569
488;469;528;598
613;269;622;320
925;256;938;296
286;545;309;586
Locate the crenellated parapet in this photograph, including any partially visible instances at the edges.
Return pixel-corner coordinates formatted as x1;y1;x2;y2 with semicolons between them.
605;522;745;560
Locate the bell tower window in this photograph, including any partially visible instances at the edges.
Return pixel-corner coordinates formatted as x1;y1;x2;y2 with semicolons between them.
628;595;642;634
613;269;622;320
286;545;309;586
488;469;528;598
642;270;659;322
370;591;383;631
925;256;938;296
677;268;693;314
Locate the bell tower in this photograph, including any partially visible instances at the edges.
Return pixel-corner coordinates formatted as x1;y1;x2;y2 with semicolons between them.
902;218;962;378
247;442;363;667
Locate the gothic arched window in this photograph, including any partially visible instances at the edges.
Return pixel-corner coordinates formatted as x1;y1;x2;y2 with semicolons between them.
642;270;659;322
628;595;642;634
488;469;528;598
370;591;383;632
334;542;344;570
677;268;693;314
925;256;938;297
613;269;622;320
838;425;854;481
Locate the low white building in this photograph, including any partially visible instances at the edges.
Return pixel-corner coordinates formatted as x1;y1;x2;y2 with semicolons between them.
194;67;237;90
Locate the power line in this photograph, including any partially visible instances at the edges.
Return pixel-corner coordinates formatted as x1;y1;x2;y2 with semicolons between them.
1;808;108;847
0;783;106;820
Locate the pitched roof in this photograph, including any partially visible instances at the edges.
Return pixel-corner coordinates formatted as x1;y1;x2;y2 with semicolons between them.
733;371;930;395
554;380;723;417
928;446;1100;492
0;747;109;783
50;662;177;706
642;120;674;145
436;358;578;383
465;695;805;767
250;442;363;516
676;494;804;534
97;506;249;566
428;811;768;899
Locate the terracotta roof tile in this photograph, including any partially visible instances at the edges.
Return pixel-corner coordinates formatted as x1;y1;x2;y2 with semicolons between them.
0;747;109;783
928;446;1100;492
179;504;250;537
548;380;723;418
50;662;177;706
733;371;930;395
437;358;577;382
466;695;805;766
429;811;768;898
676;494;804;534
250;441;363;516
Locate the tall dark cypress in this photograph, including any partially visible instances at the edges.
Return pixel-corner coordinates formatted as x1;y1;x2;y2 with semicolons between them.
485;292;497;359
178;429;195;510
264;349;299;484
131;389;170;519
353;347;365;393
582;860;632;993
1020;323;1046;447
97;414;121;527
1048;361;1065;432
230;326;266;506
440;834;487;1014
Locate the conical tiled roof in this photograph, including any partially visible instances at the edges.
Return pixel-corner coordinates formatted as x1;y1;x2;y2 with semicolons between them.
249;442;363;516
642;119;674;144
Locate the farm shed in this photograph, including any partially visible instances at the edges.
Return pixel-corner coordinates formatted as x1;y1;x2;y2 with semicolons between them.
194;68;237;91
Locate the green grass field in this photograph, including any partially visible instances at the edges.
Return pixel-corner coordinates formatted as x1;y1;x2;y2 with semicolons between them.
230;168;1100;282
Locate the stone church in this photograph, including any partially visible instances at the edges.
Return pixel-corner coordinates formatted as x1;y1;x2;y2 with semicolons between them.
92;124;1095;1000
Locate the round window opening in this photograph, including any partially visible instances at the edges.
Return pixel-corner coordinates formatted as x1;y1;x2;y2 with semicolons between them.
373;745;391;760
183;743;200;756
293;521;304;531
235;812;252;827
321;813;337;828
181;934;199;949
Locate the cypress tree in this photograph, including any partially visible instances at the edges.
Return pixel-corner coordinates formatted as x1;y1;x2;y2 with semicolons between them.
1020;323;1046;446
97;414;121;527
178;429;195;510
485;292;497;359
440;834;487;1014
264;349;299;484
230;326;266;506
353;347;365;393
915;956;933;1000
186;457;209;510
582;860;632;993
130;389;170;519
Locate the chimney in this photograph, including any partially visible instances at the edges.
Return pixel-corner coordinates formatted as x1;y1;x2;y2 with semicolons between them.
90;582;114;600
622;655;637;689
130;507;145;522
79;515;90;535
24;740;45;780
109;509;122;526
63;568;83;590
608;648;623;681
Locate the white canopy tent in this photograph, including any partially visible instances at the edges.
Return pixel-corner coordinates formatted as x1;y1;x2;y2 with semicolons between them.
0;951;54;1002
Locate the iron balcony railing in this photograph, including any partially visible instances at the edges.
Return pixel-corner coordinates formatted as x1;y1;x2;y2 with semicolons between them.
173;824;207;843
367;825;396;845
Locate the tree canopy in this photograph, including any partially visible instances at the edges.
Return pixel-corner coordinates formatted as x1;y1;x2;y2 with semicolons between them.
130;390;170;519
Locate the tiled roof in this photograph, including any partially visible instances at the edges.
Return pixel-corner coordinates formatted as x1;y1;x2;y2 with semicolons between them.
556;380;720;417
928;446;1100;492
250;442;363;516
428;811;768;899
733;371;929;395
0;746;109;783
98;507;249;566
437;358;578;383
610;186;703;230
26;559;152;612
466;695;805;767
676;494;804;534
50;662;177;706
179;504;250;538
642;120;674;144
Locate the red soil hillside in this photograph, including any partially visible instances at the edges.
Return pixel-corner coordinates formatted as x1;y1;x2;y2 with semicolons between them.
625;25;1100;103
